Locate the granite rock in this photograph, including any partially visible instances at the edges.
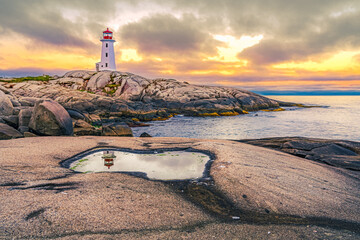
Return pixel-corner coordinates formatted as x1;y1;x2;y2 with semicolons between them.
29;100;73;136
0;90;14;116
102;122;133;137
0;122;23;139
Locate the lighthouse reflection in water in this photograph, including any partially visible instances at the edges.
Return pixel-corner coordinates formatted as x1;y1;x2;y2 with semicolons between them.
102;151;116;169
68;150;211;180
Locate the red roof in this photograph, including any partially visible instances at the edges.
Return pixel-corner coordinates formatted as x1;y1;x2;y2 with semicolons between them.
103;28;113;33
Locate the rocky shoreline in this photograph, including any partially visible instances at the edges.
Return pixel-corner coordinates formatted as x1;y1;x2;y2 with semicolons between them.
0;70;302;139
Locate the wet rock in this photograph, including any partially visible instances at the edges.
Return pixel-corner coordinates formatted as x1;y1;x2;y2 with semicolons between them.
140;132;152;137
0;123;23;139
29;100;73;136
0;90;14;116
239;137;360;171
311;144;357;156
282;141;328;151
102;122;133;137
18;108;33;127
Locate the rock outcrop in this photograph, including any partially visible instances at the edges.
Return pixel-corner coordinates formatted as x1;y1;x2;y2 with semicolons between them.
0;70;299;137
29;100;73;136
4;70;290;121
239;137;360;171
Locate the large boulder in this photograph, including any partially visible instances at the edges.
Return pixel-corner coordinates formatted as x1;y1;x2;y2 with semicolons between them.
0;123;23;139
101;122;133;137
29;100;73;136
0;90;14;116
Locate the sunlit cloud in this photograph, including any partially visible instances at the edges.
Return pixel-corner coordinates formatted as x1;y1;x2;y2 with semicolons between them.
120;49;143;62
207;34;263;62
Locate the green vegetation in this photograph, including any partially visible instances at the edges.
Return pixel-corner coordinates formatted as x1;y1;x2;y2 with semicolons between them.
91;123;102;129
79;159;88;163
102;83;121;96
102;88;116;95
105;84;120;88
0;75;52;83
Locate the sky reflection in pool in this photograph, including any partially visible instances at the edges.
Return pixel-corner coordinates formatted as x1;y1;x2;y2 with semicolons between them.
69;150;211;180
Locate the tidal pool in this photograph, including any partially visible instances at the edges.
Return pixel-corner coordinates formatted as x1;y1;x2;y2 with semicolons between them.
67;149;211;180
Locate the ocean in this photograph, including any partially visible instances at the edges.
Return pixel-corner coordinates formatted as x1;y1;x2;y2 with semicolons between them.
131;96;360;141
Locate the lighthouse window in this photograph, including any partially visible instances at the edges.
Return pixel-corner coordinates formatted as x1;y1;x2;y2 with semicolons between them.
106;53;108;57
106;43;108;48
106;63;108;67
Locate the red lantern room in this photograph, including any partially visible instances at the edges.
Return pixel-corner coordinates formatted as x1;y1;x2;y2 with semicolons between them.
103;28;113;40
102;151;116;169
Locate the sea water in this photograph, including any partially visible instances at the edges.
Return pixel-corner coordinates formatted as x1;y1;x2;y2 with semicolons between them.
132;96;360;141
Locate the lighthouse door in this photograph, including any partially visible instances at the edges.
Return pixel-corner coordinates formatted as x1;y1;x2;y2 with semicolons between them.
96;63;100;72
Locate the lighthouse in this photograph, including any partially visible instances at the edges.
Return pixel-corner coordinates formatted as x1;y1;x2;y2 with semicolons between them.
96;28;116;71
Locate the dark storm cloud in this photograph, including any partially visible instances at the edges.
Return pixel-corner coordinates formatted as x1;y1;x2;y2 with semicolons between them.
120;13;220;55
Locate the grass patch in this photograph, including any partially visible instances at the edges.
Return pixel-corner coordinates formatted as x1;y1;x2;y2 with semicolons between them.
91;123;102;129
0;75;52;83
105;84;120;88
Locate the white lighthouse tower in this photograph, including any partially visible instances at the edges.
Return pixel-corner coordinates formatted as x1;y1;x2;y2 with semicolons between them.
96;28;116;71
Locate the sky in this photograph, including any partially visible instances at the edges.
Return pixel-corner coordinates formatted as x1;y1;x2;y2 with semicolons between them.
1;0;360;92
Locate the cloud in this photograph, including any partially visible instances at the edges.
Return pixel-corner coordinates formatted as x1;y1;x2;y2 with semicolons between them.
0;0;122;48
120;13;220;56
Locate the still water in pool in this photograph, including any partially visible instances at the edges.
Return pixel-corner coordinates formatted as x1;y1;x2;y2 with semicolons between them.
69;150;211;180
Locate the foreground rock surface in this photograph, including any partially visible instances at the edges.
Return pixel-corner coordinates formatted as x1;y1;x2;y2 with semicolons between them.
0;137;359;239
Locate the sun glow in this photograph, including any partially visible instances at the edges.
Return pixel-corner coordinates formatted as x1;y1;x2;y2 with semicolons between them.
207;34;263;62
120;49;143;62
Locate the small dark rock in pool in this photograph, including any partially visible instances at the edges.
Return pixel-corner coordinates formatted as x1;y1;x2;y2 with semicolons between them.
140;132;152;137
